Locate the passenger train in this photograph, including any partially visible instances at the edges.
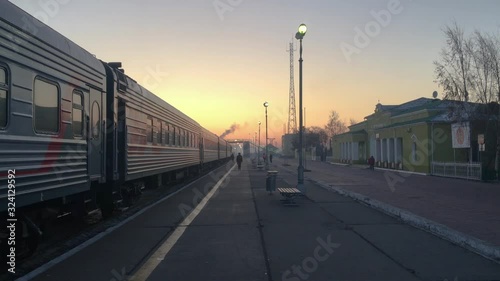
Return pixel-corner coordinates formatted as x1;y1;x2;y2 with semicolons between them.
0;2;231;253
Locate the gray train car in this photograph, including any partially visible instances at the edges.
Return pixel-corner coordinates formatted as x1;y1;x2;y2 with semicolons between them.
201;127;219;165
0;3;107;211
103;64;202;185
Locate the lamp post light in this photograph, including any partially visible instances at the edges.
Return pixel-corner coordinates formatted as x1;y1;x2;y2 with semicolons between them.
264;101;269;170
258;121;261;166
295;23;307;192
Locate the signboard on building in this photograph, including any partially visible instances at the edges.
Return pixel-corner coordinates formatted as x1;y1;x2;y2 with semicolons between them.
478;134;485;151
451;122;470;148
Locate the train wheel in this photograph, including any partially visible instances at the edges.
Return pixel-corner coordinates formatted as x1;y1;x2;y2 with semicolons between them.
17;216;42;258
100;203;114;219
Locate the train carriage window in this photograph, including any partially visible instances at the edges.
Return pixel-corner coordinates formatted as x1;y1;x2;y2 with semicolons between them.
147;116;153;143
0;67;7;128
182;129;185;147
72;91;83;137
34;78;59;133
178;128;182;146
172;126;176;146
159;121;163;144
166;124;170;145
174;126;177;145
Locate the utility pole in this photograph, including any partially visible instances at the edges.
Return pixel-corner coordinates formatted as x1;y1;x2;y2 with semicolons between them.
287;41;297;134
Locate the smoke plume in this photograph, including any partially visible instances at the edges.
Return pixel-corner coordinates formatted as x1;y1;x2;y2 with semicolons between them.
220;123;240;138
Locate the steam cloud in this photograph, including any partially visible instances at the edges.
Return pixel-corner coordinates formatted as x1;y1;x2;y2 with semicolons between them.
220;123;240;138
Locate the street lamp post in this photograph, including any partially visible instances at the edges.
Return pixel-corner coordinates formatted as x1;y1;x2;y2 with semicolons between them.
255;132;257;159
296;23;307;192
258;121;261;166
264;102;269;170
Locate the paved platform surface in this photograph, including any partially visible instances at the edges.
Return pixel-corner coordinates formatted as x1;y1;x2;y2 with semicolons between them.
20;160;500;281
282;159;500;248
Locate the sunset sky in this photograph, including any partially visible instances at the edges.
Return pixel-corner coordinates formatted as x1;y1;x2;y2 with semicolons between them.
9;0;500;147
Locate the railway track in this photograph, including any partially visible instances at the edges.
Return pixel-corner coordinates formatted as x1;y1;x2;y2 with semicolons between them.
0;165;224;281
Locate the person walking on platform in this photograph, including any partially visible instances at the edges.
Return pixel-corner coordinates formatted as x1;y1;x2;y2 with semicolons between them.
230;153;234;162
269;153;273;163
368;156;375;170
236;153;243;170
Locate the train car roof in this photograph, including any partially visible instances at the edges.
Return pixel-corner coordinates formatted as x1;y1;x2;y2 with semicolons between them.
119;71;201;129
1;2;105;75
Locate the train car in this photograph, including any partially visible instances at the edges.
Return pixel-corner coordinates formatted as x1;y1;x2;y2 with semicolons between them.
200;127;220;167
102;63;203;200
224;139;231;159
0;3;107;212
0;2;108;256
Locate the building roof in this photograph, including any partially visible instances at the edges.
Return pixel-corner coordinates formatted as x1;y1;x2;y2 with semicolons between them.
336;97;498;141
364;98;432;119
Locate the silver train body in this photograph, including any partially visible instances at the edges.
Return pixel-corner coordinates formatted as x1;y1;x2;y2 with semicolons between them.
0;2;231;212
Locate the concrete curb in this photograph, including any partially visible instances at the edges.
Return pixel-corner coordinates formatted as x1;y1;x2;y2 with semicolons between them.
308;177;500;264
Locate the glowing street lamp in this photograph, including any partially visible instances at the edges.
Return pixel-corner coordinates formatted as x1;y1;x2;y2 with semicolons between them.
264;101;269;170
295;23;307;192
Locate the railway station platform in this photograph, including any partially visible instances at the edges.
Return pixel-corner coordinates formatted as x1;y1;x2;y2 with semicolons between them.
18;159;500;281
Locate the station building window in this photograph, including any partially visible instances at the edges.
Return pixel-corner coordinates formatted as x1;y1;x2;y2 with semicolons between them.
412;142;419;162
34;78;59;133
0;67;8;128
72;91;83;137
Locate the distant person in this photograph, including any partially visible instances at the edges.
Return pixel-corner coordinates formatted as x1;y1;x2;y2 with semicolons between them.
269;153;273;163
368;156;375;170
262;153;266;162
230;153;234;162
236;153;243;170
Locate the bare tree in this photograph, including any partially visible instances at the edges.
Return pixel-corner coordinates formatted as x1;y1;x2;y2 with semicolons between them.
468;31;495;104
435;22;500;177
485;34;500;174
434;22;474;121
324;110;348;138
308;126;329;145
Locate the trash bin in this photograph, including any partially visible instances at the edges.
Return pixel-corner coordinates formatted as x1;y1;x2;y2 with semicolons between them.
266;170;278;192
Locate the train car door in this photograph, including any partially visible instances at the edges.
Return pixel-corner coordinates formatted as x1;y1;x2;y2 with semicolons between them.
89;88;103;180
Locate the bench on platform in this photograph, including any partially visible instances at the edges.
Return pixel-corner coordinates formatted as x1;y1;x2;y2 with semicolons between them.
277;187;302;206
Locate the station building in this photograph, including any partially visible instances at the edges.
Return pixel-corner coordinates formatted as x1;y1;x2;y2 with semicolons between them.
331;97;497;180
